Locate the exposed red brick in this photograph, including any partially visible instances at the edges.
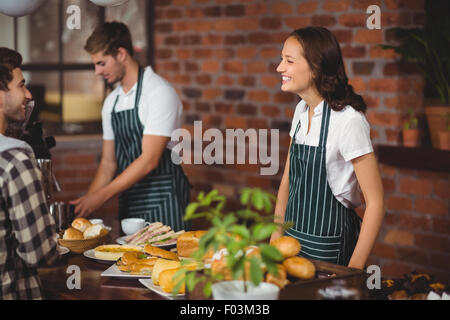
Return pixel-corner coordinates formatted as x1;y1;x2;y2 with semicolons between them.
236;47;257;59
323;0;351;12
381;262;412;279
433;217;450;234
261;105;281;117
203;88;223;100
433;181;450;199
248;90;270;103
382;12;412;26
372;242;397;259
430;252;450;270
311;15;336;27
224;61;244;73
369;46;398;59
352;0;382;10
246;3;267;15
415;199;448;216
382;177;396;193
215;102;233;114
216;75;234;86
285;16;311;29
384;229;414;246
271;2;292;15
386;196;413;211
415;233;450;251
260;17;282;30
386;128;402;143
261;76;280;88
341;46;366;58
273;92;296;104
355;30;383;44
332;29;353;43
396;247;429;265
201;61;220;73
238;76;256;87
247;61;267;73
235;18;260;31
297;1;318;14
338;13;366;27
261;47;280;59
399;178;432;196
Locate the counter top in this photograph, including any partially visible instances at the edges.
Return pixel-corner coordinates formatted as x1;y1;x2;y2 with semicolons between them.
38;218;370;300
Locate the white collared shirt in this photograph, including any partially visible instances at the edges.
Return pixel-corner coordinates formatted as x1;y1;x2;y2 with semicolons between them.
289;100;373;209
102;66;182;150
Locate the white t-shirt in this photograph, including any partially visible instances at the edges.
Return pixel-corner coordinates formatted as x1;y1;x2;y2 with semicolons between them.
102;66;182;150
289;100;373;209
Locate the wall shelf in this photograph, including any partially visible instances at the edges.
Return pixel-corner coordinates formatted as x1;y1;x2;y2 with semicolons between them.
376;145;450;173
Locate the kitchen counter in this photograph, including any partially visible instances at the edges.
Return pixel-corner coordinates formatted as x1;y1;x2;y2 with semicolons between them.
38;217;370;300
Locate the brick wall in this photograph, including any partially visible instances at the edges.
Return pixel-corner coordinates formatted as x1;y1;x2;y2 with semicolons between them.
50;0;449;282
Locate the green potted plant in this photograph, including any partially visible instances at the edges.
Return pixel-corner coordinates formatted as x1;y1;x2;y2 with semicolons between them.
172;188;291;299
381;3;450;148
402;108;420;147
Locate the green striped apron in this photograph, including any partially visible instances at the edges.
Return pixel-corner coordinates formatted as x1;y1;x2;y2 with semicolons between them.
111;67;191;232
284;101;361;265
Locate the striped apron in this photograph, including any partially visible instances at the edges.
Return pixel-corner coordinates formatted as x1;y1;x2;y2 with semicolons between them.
111;67;191;232
284;101;361;266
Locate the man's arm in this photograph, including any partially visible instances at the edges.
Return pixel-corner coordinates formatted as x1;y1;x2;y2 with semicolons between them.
73;135;169;217
6;149;59;267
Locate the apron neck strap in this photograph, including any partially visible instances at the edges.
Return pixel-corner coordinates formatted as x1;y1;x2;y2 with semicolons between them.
318;101;331;147
112;66;144;113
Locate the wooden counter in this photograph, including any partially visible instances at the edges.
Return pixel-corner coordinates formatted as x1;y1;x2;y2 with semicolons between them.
38;217;370;300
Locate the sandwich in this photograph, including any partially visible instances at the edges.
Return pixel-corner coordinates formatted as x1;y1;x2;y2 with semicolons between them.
124;222;185;246
94;244;144;261
116;251;157;275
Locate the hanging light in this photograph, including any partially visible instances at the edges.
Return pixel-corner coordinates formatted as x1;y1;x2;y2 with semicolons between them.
0;0;48;17
89;0;129;6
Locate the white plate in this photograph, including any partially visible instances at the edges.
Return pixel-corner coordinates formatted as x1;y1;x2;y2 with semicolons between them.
83;249;116;263
101;264;152;278
115;236;129;245
57;246;70;255
139;278;184;299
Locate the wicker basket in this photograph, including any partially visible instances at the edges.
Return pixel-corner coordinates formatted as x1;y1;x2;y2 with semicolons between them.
58;232;110;254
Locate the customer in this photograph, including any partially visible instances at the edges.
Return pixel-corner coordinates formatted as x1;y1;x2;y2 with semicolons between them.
71;22;190;232
0;47;59;300
271;27;384;269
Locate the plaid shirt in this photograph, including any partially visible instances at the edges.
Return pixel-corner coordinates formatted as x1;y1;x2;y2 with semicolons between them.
0;143;58;300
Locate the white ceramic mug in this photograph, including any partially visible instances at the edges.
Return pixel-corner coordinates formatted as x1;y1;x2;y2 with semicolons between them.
121;218;149;235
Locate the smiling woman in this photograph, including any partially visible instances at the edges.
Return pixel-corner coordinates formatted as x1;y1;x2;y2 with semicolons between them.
272;27;384;270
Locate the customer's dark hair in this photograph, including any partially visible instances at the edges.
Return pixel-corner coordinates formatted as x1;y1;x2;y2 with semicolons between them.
290;27;366;113
84;21;134;57
0;47;23;91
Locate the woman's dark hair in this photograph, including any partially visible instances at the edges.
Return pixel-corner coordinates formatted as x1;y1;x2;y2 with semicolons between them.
0;47;23;91
84;21;134;57
290;27;366;113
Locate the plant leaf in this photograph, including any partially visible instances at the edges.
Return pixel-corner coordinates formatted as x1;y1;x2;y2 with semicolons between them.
250;257;263;286
260;243;284;262
253;223;277;241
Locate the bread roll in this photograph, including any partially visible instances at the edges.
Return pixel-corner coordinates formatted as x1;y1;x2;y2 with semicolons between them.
152;259;181;286
83;224;108;239
144;244;179;261
94;244;143;261
283;256;316;280
159;268;185;294
270;236;301;258
63;227;84;240
71;218;93;233
265;264;287;288
176;230;207;257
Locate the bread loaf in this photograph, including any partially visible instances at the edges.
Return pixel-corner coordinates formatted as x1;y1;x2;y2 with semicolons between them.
62;227;84;240
144;244;179;261
283;256;316;280
270;236;301;258
83;224;108;239
71;218;93;233
265;264;288;289
159;268;185;294
176;230;207;258
152;259;181;286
